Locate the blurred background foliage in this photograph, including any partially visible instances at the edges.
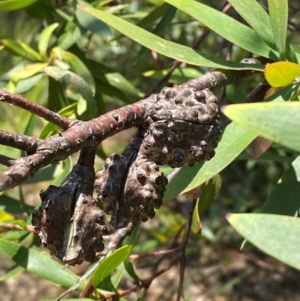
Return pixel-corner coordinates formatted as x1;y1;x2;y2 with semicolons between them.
1;0;300;300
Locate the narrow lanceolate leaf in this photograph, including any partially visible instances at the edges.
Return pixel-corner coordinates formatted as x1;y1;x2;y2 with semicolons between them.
38;23;59;60
10;63;47;81
261;156;300;216
75;1;112;41
227;0;274;47
198;174;222;215
227;214;300;270
51;47;96;94
0;239;82;288
222;102;300;153
143;68;203;83
268;0;288;59
79;6;263;70
136;5;177;61
165;0;278;59
52;157;73;186
44;66;97;119
264;61;300;87
0;209;14;221
0;0;39;11
92;245;132;288
1;39;42;61
0;265;24;281
136;2;171;28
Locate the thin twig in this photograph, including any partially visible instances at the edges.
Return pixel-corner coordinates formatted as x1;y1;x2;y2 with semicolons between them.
0;129;42;153
0;90;75;129
0;223;36;233
0;154;15;167
129;248;177;261
0;64;261;191
105;201;197;300
118;257;180;297
176;198;197;301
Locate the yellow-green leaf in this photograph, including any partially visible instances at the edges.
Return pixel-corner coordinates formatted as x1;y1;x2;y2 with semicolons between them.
1;39;42;61
268;0;288;59
0;0;39;11
0;239;83;288
0;209;14;222
265;61;300;87
51;47;95;94
92;245;132;288
38;23;59;60
222;102;300;152
79;6;263;70
228;214;300;270
10;63;48;81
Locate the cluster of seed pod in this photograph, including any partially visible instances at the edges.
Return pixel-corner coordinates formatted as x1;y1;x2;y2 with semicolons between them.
95;87;220;227
95;151;168;228
142;87;220;167
32;84;221;264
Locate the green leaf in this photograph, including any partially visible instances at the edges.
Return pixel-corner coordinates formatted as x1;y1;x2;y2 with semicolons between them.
0;229;29;241
1;39;42;61
105;72;140;101
44;66;97;119
38;23;59;60
110;264;125;288
165;0;278;59
0;209;14;221
164;122;256;201
0;195;26;215
192;199;201;234
95;79;131;105
9;63;47;81
222;102;300;153
15;73;44;94
75;2;112;41
23;113;36;144
261;156;300;216
136;5;176;62
143;68;203;84
25;164;57;184
122;224;140;281
191;175;222;234
227;213;300;270
40;103;77;139
58;26;83;50
52;157;73;186
268;0;288;59
79;6;263;71
46;75;68;113
51;47;95;94
92;245;132;288
227;0;274;47
0;265;24;281
198;174;222;215
0;239;82;288
0;0;39;11
136;2;171;29
264;61;300;87
25;0;53;20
